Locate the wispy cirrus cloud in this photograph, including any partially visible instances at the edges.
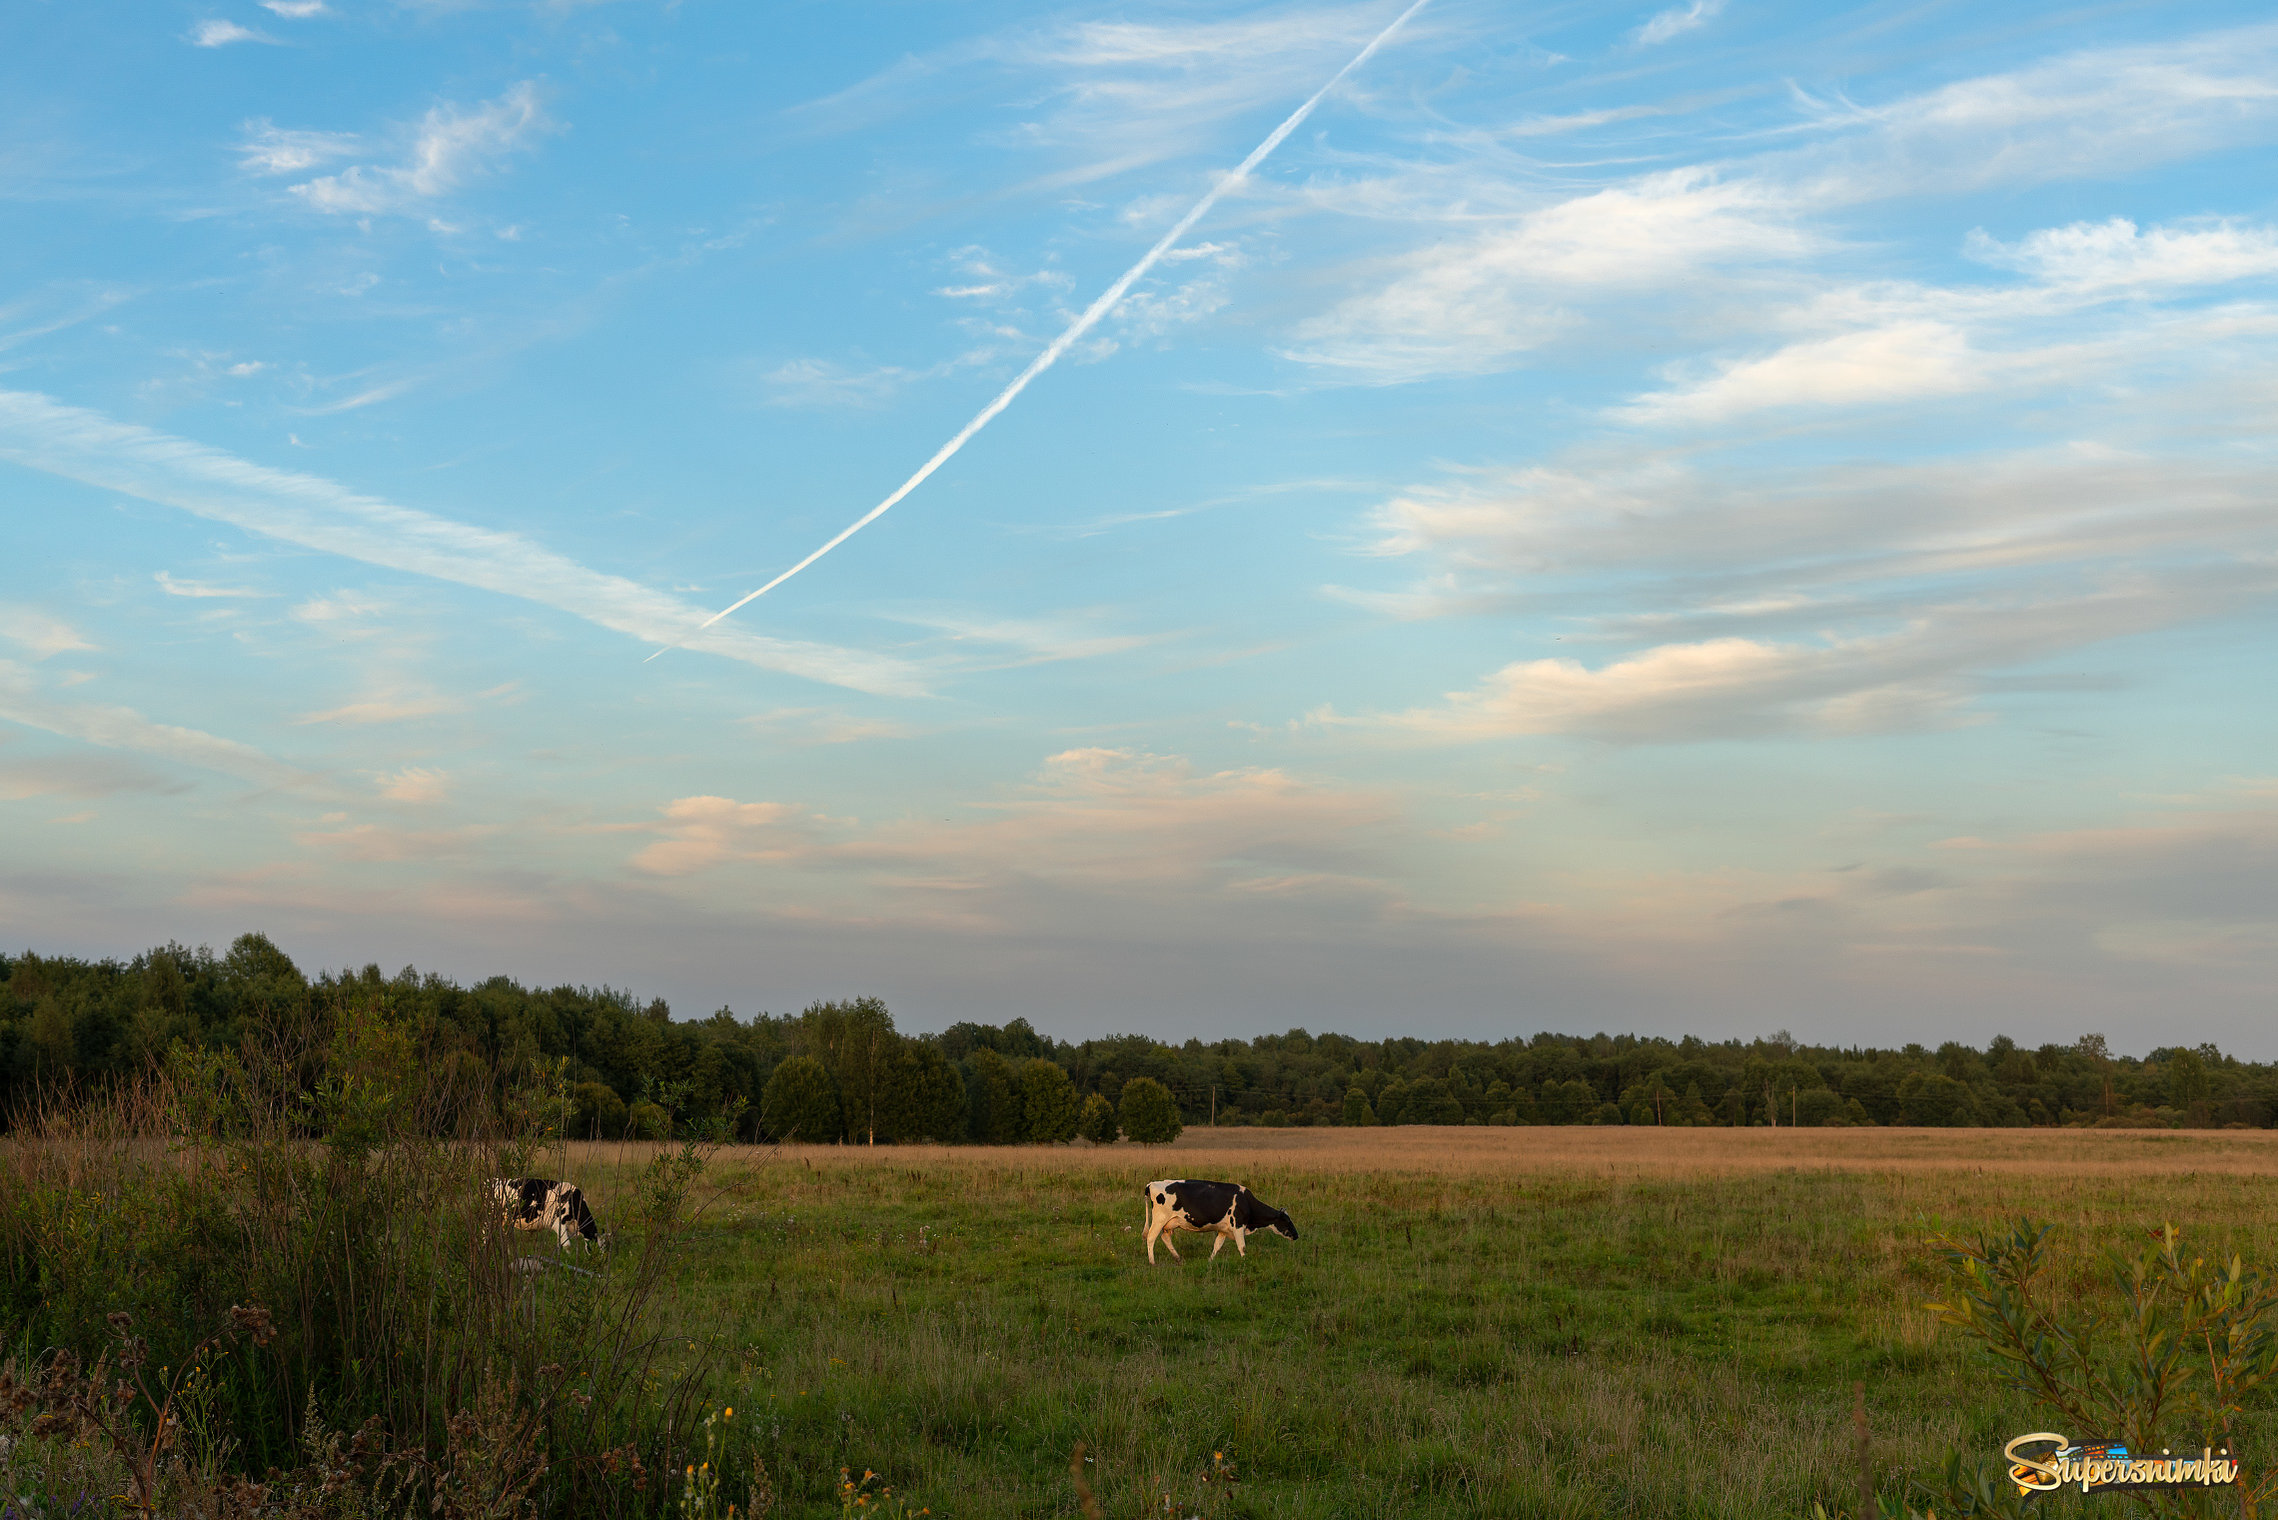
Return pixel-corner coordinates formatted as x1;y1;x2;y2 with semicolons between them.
630;748;1398;921
156;571;265;599
787;2;1411;190
189;19;277;47
0;390;927;696
238;121;361;175
741;708;915;746
285;82;553;218
295;691;467;726
1285;24;2278;385
0;606;95;659
1636;0;1724;46
0;659;302;787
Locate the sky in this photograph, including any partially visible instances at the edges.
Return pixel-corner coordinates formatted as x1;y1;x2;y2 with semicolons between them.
4;0;2276;1053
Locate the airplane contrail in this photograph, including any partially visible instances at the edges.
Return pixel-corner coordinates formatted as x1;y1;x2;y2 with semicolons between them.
648;0;1434;662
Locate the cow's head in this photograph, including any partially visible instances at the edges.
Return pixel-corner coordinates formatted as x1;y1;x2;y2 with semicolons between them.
1234;1191;1299;1241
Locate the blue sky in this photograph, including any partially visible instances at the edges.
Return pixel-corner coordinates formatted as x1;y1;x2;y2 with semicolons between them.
5;0;2277;1051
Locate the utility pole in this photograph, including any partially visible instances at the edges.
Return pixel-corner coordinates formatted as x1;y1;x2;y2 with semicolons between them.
1765;1079;1777;1127
1210;1085;1217;1126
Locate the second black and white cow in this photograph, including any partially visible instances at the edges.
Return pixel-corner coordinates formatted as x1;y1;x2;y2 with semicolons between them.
1141;1178;1299;1264
492;1177;601;1248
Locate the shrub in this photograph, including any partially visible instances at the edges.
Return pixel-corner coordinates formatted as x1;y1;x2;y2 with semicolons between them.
1078;1093;1118;1144
627;1100;671;1141
1117;1078;1182;1145
571;1080;628;1139
1913;1219;2278;1517
0;1013;729;1516
1341;1087;1376;1126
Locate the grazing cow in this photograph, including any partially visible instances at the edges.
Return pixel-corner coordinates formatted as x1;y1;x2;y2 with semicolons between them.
492;1177;601;1248
1141;1178;1299;1264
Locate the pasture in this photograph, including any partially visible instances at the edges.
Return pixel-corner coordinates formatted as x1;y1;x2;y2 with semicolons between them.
556;1126;2278;1518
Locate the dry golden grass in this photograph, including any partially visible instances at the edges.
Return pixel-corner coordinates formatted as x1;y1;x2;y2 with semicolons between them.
571;1121;2278;1184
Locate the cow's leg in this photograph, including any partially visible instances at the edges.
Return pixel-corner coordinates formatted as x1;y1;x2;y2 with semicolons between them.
1233;1229;1247;1257
1144;1216;1160;1264
1163;1229;1183;1261
1209;1231;1226;1260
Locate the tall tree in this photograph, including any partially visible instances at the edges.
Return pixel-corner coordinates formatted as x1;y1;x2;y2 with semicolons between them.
1019;1059;1080;1144
1118;1077;1182;1144
797;997;898;1145
762;1055;841;1143
963;1048;1021;1144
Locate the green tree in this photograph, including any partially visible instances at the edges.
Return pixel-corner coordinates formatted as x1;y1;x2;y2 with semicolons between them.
762;1054;842;1142
963;1048;1021;1144
797;997;899;1144
1541;1078;1596;1124
1118;1076;1182;1144
2166;1047;2212;1120
1898;1071;1977;1126
570;1080;627;1139
1019;1058;1081;1144
1792;1088;1846;1126
904;1041;968;1142
1376;1077;1410;1125
1078;1092;1118;1144
1341;1087;1376;1126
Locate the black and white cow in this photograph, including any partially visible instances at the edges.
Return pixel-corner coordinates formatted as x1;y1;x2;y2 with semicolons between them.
1141;1178;1299;1264
492;1177;601;1248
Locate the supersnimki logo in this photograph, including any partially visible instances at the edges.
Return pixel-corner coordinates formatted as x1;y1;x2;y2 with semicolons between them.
2003;1433;2242;1496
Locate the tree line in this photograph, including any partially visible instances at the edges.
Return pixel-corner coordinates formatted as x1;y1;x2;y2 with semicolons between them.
2;934;2269;1139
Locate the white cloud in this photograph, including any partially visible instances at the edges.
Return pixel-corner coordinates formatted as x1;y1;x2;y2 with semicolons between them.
238;121;361;175
1285;24;2278;384
294;821;499;862
0;389;927;696
290;83;552;217
1618;322;1982;424
757;358;928;409
0;606;95;659
0;660;301;787
884;609;1164;667
378;766;450;803
189;19;276;47
261;0;327;15
1966;217;2278;292
1283;171;1813;382
741;708;915;746
295;691;465;726
1339;634;1978;742
1637;0;1724;46
630;748;1397;912
156;571;264;598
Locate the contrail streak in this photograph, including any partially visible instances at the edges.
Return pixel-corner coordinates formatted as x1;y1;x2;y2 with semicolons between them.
649;0;1433;661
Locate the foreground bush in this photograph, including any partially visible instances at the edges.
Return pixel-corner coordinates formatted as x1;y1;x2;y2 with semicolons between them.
0;1001;741;1518
1902;1219;2278;1519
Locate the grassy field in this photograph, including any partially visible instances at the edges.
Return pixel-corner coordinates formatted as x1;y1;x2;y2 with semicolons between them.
536;1127;2278;1519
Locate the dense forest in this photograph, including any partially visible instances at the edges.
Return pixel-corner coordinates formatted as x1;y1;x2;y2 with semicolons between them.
1;933;2268;1138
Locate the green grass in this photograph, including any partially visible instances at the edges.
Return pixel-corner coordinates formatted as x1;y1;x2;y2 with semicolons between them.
542;1129;2278;1519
